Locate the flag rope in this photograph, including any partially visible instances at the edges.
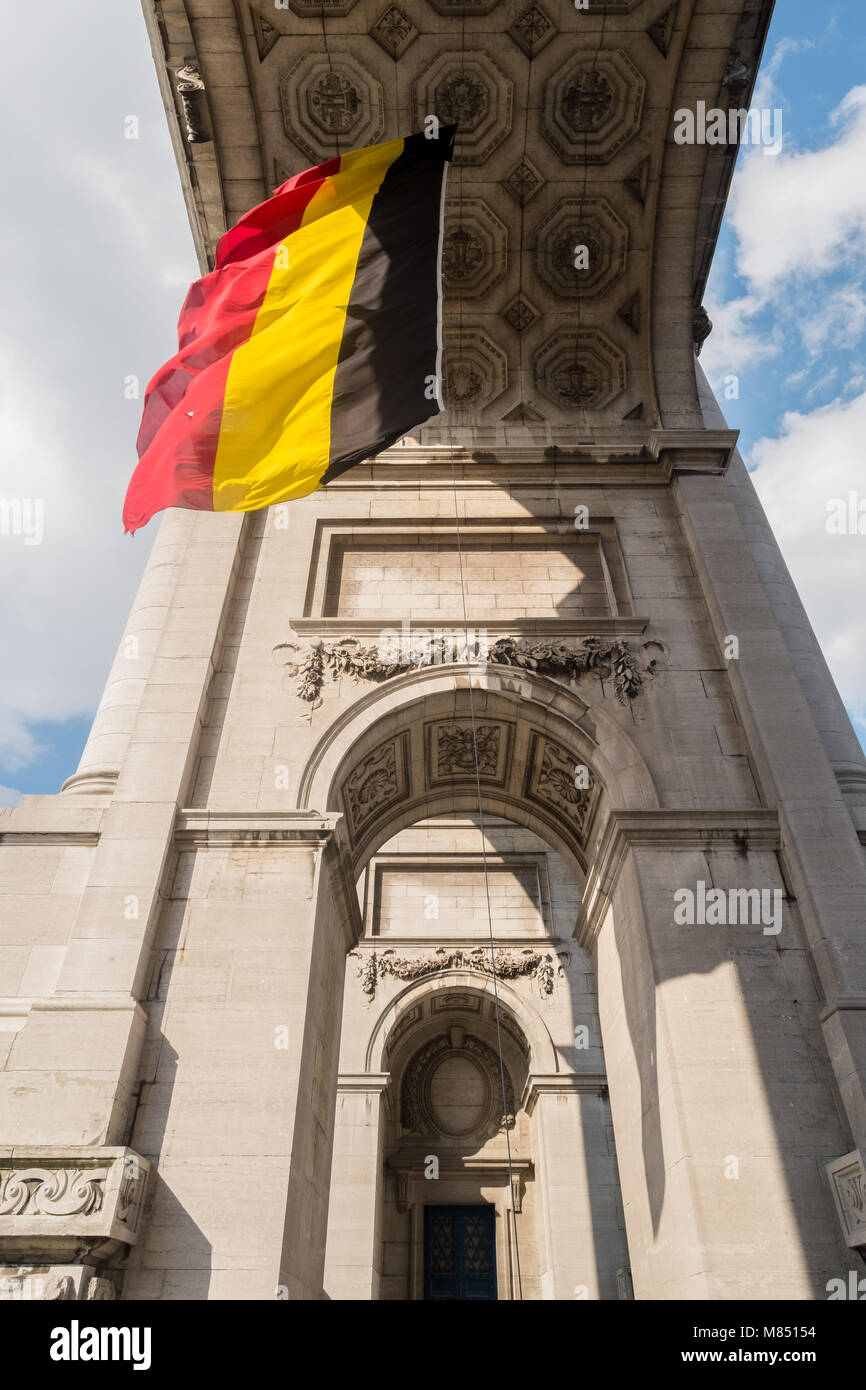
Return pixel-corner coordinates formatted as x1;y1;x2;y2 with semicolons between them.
440;0;525;1303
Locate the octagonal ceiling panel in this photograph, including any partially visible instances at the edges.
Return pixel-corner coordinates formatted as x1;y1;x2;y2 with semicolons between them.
533;328;627;411
415;52;513;166
442;328;508;414
280;52;384;161
542;49;645;165
533;197;628;299
442;199;508;301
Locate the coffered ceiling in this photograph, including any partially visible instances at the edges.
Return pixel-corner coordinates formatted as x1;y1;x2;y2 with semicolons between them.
143;0;774;438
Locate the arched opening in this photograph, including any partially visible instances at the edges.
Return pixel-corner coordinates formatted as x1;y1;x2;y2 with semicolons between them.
322;805;628;1300
306;673;654;1299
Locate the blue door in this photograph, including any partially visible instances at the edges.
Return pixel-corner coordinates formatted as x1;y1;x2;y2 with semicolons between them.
423;1205;497;1300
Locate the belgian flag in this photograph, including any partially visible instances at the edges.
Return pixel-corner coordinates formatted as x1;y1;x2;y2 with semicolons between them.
123;128;455;533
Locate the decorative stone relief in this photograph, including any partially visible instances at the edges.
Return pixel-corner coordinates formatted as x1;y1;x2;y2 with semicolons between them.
647;2;679;58
502;157;545;207
442;328;508;413
523;733;597;841
288;0;360;14
175;64;209;144
442;200;508;300
507;4;557;59
624;154;651;206
0;1150;150;1270
281;54;384;161
425;718;514;789
401;1032;516;1138
500;294;539;335
533;197;628;299
369;5;418;60
825;1150;866;1248
343;734;410;840
618;291;641;334
542;51;645;164
350;946;564;998
693;305;713;356
385;1003;424;1058
432;992;483;1014
415;54;513;165
0;1169;106;1218
533;328;628;411
275;634;648;705
250;7;280;62
437;724;499;776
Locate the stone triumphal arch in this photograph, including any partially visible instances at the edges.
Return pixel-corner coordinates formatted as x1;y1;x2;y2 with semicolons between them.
2;0;866;1300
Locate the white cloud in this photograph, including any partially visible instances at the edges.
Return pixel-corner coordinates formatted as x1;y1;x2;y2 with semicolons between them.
748;389;866;725
701;292;780;383
729;86;866;291
752;37;814;112
0;0;199;775
799;286;866;358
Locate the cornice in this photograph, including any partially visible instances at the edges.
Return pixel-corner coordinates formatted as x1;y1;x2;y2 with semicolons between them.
576;808;781;948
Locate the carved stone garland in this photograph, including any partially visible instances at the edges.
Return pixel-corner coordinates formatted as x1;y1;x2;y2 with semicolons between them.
279;634;650;706
350;946;564;999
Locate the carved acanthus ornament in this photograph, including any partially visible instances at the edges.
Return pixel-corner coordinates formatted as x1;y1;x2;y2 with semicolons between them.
0;1169;106;1218
277;634;649;706
350;946;564;998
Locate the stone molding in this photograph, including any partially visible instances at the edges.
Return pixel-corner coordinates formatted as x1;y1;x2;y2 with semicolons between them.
825;1150;866;1249
577;809;781;946
173;809;343;848
290;617;649;640
388;1153;533;1212
522;1072;608;1113
335;1073;390;1095
0;1148;150;1266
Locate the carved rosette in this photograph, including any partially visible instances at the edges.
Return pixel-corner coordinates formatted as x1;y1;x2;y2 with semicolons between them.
342;733;410;840
502;157;545;207
369;5;418;59
507;4;558;59
533;197;628;299
533;328;627;411
281;53;384;161
523;732;598;843
542;50;645;164
500;294;539;335
415;53;513;165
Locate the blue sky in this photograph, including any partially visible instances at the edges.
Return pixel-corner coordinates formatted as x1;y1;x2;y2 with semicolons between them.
700;0;866;755
0;0;864;803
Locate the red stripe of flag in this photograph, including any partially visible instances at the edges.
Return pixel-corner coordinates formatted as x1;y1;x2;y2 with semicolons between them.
123;156;341;532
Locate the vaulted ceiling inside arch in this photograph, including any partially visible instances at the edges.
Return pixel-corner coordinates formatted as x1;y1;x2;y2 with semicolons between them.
144;0;774;432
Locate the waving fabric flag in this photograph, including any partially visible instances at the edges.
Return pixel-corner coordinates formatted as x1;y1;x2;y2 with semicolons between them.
122;128;455;533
